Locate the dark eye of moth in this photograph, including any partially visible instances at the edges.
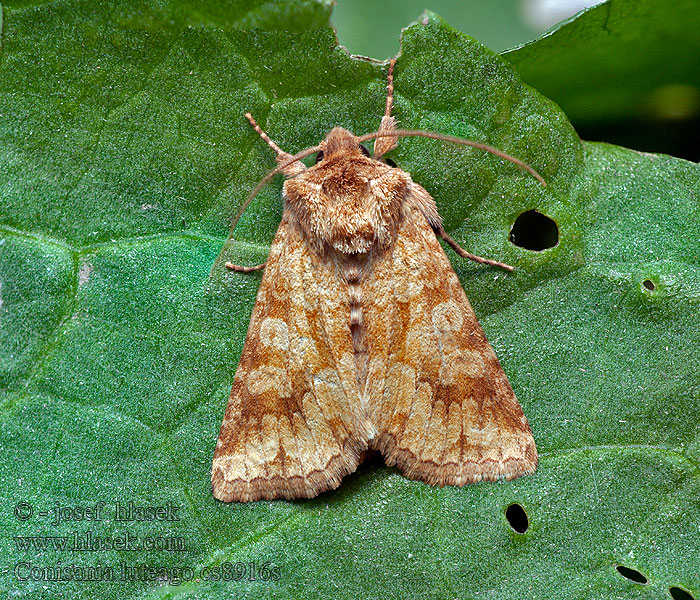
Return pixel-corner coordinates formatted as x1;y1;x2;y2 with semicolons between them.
359;144;370;157
315;150;324;164
384;158;397;167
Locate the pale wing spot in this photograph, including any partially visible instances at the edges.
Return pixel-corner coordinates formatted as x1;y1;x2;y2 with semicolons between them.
420;399;447;463
365;357;387;412
291;412;321;473
385;362;415;395
393;278;424;303
247;366;292;398
408;296;429;319
276;415;301;476
313;369;347;429
313;368;343;389
403;239;425;267
260;414;281;474
439;349;487;385
301;391;339;453
432;300;464;332
297;256;318;312
443;401;463;465
405;323;432;356
291;310;311;341
456;349;488;377
367;358;386;380
383;363;416;429
213;455;247;482
460;394;480;430
254;286;267;305
218;417;239;431
267;223;288;262
400;238;428;276
289;335;319;364
398;380;431;451
270;244;306;301
259;318;289;351
500;431;533;459
244;425;266;480
392;252;425;302
312;367;354;447
408;280;424;300
468;423;499;449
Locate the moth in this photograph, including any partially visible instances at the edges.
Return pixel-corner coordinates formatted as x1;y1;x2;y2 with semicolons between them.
212;60;541;502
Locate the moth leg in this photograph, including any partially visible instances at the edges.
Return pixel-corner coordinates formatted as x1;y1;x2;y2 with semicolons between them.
436;228;514;272
406;182;513;271
373;58;398;158
245;112;306;178
225;261;267;273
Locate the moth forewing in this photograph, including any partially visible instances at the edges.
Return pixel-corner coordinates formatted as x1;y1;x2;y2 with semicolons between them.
211;215;372;502
212;59;539;502
363;200;537;485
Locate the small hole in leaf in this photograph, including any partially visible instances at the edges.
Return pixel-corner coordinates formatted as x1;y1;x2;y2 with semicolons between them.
616;565;648;584
669;587;696;600
509;210;559;251
505;503;529;533
643;279;656;291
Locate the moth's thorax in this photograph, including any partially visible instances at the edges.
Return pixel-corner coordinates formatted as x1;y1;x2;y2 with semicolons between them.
283;128;410;255
322;127;361;159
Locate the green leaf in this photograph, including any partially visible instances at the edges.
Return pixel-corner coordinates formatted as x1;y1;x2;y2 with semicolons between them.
504;0;700;123
1;4;699;600
332;0;543;59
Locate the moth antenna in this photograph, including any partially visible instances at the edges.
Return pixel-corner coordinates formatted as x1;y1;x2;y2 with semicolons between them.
245;113;306;179
244;113;285;156
384;59;395;119
358;129;547;186
208;143;323;278
374;58;398;158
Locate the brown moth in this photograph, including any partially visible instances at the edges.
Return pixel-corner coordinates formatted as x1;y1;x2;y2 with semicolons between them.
211;60;541;502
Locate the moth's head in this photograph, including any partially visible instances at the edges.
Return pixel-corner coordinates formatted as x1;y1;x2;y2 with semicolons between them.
319;127;369;161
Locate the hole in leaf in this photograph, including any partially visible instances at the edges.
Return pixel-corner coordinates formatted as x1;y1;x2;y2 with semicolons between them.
643;279;656;291
616;565;648;584
509;210;559;251
670;587;695;600
505;503;529;533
